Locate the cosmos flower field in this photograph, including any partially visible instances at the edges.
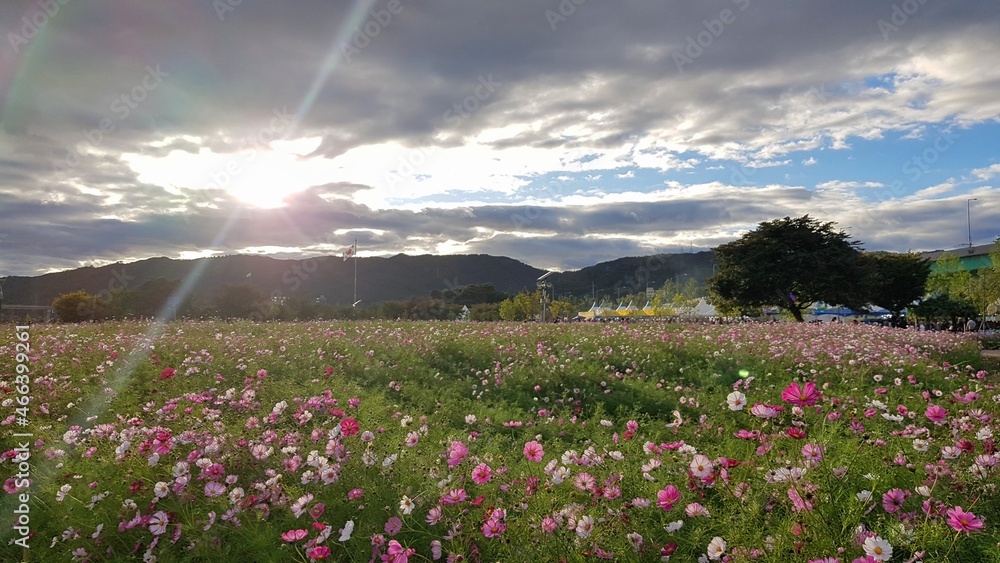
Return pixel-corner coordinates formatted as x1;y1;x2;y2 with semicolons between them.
1;320;998;562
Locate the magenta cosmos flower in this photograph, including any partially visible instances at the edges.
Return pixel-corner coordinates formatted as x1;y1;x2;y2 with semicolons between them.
657;485;681;511
946;506;984;535
925;404;948;425
781;381;820;407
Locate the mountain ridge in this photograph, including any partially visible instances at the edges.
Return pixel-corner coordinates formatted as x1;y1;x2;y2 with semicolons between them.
1;252;716;307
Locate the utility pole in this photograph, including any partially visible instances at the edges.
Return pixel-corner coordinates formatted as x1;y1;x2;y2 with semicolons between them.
967;198;977;250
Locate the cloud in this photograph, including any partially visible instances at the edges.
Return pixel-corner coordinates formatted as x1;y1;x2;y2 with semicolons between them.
972;163;1000;182
1;0;999;275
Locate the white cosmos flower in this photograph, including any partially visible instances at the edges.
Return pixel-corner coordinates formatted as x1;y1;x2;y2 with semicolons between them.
338;520;354;542
706;536;727;560
863;535;893;561
726;391;747;411
153;482;170;499
399;495;415;515
148;511;169;536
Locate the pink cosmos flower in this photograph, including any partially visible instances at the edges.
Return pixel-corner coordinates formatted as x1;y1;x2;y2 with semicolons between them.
203;463;225;480
282;529;308;542
523;440;544;462
446;441;468;469
925;404;948;425
801;443;825;463
749;403;781;419
788;487;813;512
541;517;558;534
381;540;415;563
657;485;681;511
384;517;402;536
685;502;710;517
946;506;984;535
781;381;820;407
481;519;506;538
881;488;906;513
471;463;492;485
204;481;226;497
574;472;596;492
426;505;443;525
441;488;468;505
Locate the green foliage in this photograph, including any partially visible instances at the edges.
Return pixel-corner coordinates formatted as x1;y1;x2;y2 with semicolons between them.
927;252;972;300
862;251;931;317
499;291;539;321
469;302;502;321
709;215;865;321
51;290;106;322
910;294;977;323
213;283;266;318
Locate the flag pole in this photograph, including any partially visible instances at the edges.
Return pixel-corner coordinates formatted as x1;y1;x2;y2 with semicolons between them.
353;238;358;306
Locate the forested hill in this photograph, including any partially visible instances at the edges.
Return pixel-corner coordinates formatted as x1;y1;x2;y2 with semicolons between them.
2;252;715;307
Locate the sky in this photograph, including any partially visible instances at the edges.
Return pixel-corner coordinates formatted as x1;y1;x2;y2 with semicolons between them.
1;0;999;277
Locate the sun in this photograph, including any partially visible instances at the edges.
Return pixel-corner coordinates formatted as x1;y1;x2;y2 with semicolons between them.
122;136;328;209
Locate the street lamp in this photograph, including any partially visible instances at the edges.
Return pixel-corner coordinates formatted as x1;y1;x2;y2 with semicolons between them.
967;198;977;251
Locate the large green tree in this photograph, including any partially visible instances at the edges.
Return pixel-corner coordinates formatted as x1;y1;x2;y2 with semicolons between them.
708;216;865;322
52;290;106;323
862;251;931;321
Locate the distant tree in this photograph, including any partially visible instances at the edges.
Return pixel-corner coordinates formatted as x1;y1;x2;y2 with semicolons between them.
213;283;265;318
435;283;508;306
52;290;106;323
708;216;865;322
498;292;538;321
469;302;501;321
133;278;182;317
862;251;930;321
104;287;139;318
966;239;1000;323
548;299;576;320
910;294;977;325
